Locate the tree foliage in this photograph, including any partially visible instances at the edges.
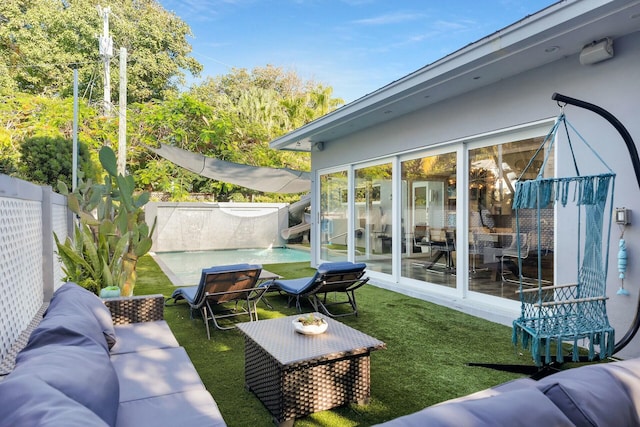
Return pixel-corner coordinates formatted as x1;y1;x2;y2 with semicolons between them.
0;93;109;175
0;5;344;202
190;65;343;136
124;66;343;200
0;0;201;102
2;65;343;201
19;135;97;188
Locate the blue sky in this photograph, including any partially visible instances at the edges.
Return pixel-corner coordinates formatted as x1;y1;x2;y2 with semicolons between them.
159;0;557;103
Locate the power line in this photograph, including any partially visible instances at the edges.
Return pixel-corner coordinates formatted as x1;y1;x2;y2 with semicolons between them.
191;50;233;69
4;61;97;69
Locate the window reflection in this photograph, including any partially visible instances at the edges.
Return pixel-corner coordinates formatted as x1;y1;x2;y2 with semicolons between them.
319;171;349;262
400;152;457;288
317;131;553;303
468;138;554;300
354;163;392;272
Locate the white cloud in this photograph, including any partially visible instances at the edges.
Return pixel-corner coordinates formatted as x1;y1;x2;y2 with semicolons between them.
433;19;475;31
352;12;426;26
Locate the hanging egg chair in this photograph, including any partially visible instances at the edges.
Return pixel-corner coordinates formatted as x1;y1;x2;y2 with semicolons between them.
512;112;616;366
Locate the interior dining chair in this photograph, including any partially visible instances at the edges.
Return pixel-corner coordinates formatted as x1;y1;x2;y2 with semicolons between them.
500;232;530;283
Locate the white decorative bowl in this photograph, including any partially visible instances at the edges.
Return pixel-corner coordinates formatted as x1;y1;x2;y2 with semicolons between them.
292;319;328;335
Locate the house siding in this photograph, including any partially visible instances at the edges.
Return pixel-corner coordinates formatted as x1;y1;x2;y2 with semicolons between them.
311;30;640;359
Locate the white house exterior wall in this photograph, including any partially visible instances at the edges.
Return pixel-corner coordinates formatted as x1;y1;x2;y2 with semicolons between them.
311;30;640;359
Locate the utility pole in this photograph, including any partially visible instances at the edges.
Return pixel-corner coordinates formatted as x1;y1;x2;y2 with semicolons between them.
118;47;127;175
97;6;113;117
72;67;79;191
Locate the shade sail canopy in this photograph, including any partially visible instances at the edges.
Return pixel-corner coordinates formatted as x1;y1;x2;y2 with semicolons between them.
149;144;310;194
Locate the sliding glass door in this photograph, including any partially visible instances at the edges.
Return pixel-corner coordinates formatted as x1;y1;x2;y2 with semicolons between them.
400;151;457;288
315;122;554;304
467;136;554;300
319;170;349;262
354;163;393;273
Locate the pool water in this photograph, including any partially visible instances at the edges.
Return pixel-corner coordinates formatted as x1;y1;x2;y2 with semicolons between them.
154;247;310;286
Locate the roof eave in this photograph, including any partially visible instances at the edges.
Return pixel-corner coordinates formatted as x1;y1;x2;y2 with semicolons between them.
270;0;640;152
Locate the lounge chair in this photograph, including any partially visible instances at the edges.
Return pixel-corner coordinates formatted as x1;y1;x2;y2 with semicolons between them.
269;262;368;317
166;263;263;339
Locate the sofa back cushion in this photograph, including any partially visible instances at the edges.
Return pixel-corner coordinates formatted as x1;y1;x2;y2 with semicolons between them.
537;362;640;427
0;375;109;427
47;282;117;349
373;387;576;426
11;344;120;427
19;309;109;355
600;358;640;407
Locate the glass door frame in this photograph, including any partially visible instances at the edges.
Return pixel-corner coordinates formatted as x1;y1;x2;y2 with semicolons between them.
396;144;465;297
463;119;556;305
315;166;353;266
314;119;554;309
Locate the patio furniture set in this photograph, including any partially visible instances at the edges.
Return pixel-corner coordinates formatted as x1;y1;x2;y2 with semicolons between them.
0;260;384;427
166;261;385;426
3;262;640;427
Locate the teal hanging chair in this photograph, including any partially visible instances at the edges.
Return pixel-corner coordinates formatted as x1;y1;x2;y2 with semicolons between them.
511;112;616;367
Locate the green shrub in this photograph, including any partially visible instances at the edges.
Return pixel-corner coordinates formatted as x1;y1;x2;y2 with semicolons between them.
19;135;97;188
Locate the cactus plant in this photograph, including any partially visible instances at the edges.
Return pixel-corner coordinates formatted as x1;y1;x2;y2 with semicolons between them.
55;146;156;296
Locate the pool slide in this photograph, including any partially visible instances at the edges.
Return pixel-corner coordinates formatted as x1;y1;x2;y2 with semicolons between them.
281;195;311;240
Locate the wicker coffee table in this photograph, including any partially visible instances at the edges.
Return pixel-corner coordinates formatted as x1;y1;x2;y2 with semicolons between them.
236;313;385;426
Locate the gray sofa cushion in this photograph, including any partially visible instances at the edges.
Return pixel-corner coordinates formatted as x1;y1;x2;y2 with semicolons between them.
111;346;205;402
116;389;226;427
50;282;117;349
373;387;576;427
598;358;640;405
110;320;179;355
0;375;109;427
11;344;119;427
437;377;538;404
19;310;109;355
537;362;640;427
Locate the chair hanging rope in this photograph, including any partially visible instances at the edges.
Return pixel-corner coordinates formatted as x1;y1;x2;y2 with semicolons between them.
512;112;616;366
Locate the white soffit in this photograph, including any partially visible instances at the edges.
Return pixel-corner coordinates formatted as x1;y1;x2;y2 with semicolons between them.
270;0;640;152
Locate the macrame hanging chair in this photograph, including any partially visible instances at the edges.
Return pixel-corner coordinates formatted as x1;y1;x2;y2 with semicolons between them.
511;112;616;367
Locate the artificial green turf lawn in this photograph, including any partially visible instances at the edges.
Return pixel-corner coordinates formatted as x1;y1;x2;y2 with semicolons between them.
135;256;535;426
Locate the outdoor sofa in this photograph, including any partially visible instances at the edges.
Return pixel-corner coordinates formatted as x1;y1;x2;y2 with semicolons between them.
374;357;640;427
0;282;226;427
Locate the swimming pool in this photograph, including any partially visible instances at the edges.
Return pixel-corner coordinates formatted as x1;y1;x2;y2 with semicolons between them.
154;247;310;286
